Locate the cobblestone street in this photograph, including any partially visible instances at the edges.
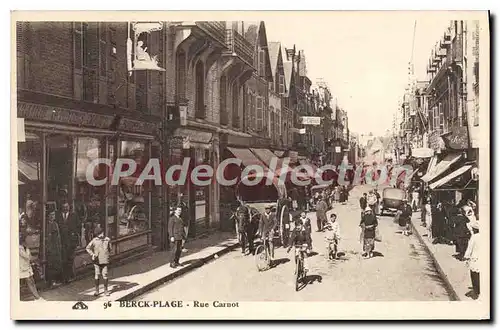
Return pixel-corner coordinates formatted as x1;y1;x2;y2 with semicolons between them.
138;185;451;301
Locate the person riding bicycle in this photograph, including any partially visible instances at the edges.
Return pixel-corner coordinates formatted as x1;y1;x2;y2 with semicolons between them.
299;211;313;252
287;219;311;274
258;204;277;261
324;213;341;259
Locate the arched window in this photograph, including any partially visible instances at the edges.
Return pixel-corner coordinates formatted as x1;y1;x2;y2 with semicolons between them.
195;60;205;118
176;50;186;100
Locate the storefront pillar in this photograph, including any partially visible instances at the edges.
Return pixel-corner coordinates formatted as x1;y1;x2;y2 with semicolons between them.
41;132;47;280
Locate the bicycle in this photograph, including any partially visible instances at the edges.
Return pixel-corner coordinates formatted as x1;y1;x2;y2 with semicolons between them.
292;243;309;291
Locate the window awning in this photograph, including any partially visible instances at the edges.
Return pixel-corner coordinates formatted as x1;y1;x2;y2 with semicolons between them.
250;148;290;175
429;165;473;190
227;147;267;168
250;148;277;167
421;153;462;183
18;160;40;182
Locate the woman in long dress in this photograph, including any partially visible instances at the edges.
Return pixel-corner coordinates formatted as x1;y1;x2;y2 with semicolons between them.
359;207;378;258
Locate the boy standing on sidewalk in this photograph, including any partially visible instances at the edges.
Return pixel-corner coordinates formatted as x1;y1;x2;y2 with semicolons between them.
86;227;111;297
169;206;185;268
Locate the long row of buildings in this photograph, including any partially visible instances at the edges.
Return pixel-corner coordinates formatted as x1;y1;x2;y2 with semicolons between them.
16;21;352;278
395;20;481;207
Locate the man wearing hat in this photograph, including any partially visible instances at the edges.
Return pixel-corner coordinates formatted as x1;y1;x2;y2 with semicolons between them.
259;204;277;261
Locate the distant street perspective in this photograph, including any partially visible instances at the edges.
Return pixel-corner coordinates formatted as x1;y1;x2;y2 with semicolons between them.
16;15;483;311
138;184;451;301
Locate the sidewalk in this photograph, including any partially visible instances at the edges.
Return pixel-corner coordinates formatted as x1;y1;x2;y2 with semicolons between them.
410;212;471;301
39;231;239;302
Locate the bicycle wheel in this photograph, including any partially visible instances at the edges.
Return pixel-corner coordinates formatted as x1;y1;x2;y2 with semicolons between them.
255;244;269;271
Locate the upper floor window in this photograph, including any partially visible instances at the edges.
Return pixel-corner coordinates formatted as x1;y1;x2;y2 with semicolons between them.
195;60;205;118
278;74;285;95
258;49;265;77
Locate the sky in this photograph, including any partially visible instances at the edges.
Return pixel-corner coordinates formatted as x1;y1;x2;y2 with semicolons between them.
263;12;452;137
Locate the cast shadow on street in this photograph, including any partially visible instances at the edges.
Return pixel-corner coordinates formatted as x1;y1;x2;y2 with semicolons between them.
42;280;139;301
296;275;323;292
307;251;319;257
303;274;323;286
371;251;384;258
269;257;290;269
179;258;204;267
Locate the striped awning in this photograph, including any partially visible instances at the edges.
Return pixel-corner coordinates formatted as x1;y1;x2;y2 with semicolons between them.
429;165;473;190
421;153;462;183
227;147;267;168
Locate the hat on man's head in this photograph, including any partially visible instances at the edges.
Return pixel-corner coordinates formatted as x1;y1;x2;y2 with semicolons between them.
265;204;273;210
364;207;372;213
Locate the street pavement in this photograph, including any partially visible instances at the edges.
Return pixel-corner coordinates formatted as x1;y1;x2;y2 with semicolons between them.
138;184;451;301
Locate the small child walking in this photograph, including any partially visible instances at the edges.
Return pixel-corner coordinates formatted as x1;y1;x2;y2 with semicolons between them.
325;213;341;259
86;227;111;296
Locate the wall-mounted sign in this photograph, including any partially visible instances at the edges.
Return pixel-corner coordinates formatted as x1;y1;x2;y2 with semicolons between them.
299;116;321;126
179;105;187;126
17;118;25;142
291;127;306;134
335;146;341;153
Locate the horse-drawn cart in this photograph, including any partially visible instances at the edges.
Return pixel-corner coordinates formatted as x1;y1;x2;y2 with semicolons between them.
232;173;293;262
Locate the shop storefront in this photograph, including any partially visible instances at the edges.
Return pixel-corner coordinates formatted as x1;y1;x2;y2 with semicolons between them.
17;101;163;284
168;128;218;237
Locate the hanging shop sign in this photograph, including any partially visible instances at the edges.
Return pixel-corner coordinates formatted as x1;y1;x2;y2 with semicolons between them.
299;116;322;126
127;22;166;74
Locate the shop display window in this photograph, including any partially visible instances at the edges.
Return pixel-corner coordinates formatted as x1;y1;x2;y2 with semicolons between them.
117;141;151;237
18;132;43;279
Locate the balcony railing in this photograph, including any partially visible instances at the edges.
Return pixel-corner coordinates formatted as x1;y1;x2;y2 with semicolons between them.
196;21;227;46
226;29;254;67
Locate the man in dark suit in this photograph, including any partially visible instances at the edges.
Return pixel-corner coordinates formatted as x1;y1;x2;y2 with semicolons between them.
57;202;80;283
169;206;186;268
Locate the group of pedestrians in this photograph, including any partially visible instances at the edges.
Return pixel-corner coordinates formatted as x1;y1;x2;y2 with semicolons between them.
406;184;481;300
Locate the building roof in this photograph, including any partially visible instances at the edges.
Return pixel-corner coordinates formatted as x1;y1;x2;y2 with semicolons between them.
283;61;293;96
298;50;307;77
268;41;281;78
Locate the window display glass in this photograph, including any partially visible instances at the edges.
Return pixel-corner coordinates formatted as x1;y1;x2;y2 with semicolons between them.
73;137;106;248
18;132;43;280
117;141;150;237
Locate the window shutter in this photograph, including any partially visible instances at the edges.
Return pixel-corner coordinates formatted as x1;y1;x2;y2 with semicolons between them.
252;94;257;130
438;103;444;130
82;22;100;103
74;22;83;70
257;96;263;131
99;22;107;77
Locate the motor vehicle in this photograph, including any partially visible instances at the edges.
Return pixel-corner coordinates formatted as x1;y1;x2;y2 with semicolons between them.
308;183;331;211
380;187;406;216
